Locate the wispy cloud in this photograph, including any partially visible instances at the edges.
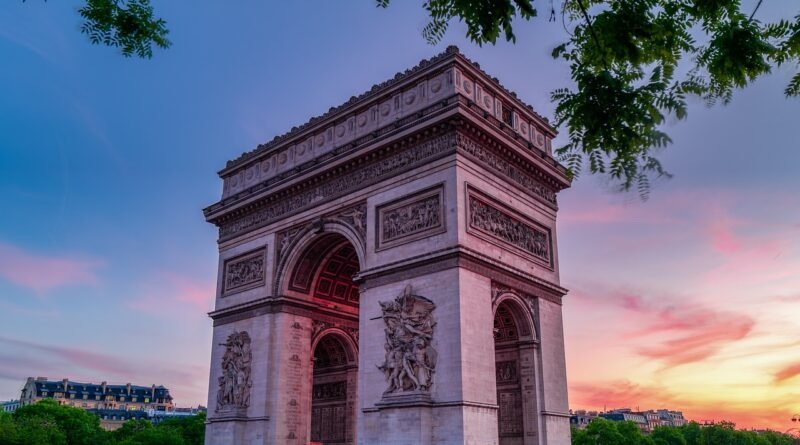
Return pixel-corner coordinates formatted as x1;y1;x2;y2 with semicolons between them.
774;362;800;383
0;336;208;406
570;379;675;411
127;272;215;316
570;379;798;430
0;242;103;293
571;287;756;368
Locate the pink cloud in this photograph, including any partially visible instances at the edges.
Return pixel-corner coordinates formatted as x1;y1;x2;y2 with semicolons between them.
128;272;215;316
774;362;800;383
0;336;208;406
574;289;756;368
709;217;742;253
0;242;103;293
570;380;675;411
622;294;754;366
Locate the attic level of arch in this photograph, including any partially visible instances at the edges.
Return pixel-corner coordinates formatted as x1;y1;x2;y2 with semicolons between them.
207;60;568;212
219;48;556;175
205;121;570;243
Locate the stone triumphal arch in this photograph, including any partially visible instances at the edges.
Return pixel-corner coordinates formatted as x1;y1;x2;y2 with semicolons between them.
203;47;572;445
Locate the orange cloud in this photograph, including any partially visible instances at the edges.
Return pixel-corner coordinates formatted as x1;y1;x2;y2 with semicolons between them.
774;362;800;383
594;291;755;367
0;242;103;293
570;380;675;410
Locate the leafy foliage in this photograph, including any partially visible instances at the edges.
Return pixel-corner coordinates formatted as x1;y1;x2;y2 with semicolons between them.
570;418;796;445
378;0;800;197
0;401;204;445
23;1;800;195
77;0;170;58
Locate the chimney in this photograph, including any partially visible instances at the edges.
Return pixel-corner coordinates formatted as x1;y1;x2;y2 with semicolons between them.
126;383;131;396
101;381;107;394
151;384;156;399
63;378;69;391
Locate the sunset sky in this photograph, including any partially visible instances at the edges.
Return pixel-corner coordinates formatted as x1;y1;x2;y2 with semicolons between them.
1;0;798;431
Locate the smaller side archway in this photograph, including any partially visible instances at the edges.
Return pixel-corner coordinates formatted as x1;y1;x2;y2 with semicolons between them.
310;330;358;444
493;294;540;445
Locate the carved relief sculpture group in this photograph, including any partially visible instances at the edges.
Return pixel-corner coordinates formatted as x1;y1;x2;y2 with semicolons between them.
216;331;253;412
378;285;438;394
468;195;550;263
224;251;265;293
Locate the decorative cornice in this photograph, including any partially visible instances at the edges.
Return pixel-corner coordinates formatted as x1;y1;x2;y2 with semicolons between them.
204;102;459;219
357;245;567;304
221;46;555;174
209;295;359;327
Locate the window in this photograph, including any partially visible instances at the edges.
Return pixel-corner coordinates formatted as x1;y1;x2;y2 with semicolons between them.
70;394;75;399
144;398;149;403
132;397;137;402
95;395;101;400
120;396;125;402
83;394;88;400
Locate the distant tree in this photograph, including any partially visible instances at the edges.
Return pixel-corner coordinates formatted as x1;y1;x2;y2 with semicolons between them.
652;425;688;445
12;400;106;445
679;421;703;445
155;412;205;445
114;427;185;445
573;417;653;445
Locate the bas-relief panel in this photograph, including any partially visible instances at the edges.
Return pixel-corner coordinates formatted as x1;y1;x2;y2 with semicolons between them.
376;185;446;250
222;248;266;296
466;185;552;268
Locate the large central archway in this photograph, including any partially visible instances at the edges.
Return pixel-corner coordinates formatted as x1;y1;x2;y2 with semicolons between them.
282;230;361;444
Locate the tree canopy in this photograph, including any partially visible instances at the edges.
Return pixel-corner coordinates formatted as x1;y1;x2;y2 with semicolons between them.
0;400;205;445
25;0;800;196
571;418;796;445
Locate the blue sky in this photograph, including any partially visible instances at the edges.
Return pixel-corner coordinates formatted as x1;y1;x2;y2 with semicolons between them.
1;1;799;427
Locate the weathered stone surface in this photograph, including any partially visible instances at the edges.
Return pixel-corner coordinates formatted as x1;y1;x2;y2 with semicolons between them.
204;48;572;445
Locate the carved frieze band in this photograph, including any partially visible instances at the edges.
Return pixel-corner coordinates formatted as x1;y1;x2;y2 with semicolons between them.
376;185;445;250
455;133;557;207
223;248;266;295
467;186;552;267
218;132;456;240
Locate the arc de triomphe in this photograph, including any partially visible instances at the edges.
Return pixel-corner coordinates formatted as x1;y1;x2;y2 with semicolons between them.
203;47;572;445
